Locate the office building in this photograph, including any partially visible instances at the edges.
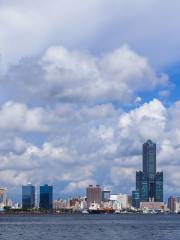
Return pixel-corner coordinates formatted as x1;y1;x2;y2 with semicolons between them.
133;140;163;204
132;190;140;208
22;184;35;209
102;190;111;202
39;184;53;210
136;171;149;202
175;197;180;213
155;172;163;202
86;185;101;208
0;188;7;207
116;193;130;209
168;196;176;213
109;193;131;210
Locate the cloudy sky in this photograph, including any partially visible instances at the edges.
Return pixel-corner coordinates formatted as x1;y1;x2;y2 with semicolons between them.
0;0;180;201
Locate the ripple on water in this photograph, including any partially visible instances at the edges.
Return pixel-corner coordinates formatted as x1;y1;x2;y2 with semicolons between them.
0;214;180;240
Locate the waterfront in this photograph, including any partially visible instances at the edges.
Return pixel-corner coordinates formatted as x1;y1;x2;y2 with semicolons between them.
0;214;180;240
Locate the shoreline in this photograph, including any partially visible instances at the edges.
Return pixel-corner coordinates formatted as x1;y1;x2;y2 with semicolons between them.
0;211;178;216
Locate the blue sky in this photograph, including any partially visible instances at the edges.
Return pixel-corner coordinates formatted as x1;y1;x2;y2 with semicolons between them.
0;0;180;202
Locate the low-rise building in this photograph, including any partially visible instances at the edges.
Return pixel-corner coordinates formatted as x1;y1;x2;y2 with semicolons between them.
140;201;164;211
110;193;131;210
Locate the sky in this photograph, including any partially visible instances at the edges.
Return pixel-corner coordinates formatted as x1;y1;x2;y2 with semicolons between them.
0;0;180;202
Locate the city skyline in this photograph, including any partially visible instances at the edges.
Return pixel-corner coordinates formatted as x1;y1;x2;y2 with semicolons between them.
1;2;180;240
0;138;176;203
0;1;180;202
2;139;168;204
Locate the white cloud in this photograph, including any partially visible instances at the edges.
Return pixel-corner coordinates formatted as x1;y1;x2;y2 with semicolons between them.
0;0;179;200
3;45;168;105
64;179;96;193
0;101;51;132
0;0;180;67
0;170;34;186
0;99;179;198
118;99;167;141
41;45;167;103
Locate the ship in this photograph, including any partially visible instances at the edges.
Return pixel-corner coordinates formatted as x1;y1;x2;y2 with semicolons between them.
87;208;114;214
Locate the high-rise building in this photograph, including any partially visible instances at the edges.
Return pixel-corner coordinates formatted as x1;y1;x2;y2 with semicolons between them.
22;184;35;209
155;172;163;202
86;185;101;208
0;188;7;207
133;140;163;204
39;184;53;210
143;140;157;200
102;190;111;202
136;171;149;201
168;196;176;212
132;190;140;208
143;139;156;181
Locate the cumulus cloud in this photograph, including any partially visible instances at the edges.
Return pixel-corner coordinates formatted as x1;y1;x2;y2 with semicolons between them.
0;0;179;201
0;101;52;132
0;98;179;198
64;179;96;193
3;45;168;105
0;0;180;67
118;99;167;141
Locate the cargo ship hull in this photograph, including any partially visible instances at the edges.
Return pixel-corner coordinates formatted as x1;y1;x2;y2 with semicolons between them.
87;209;114;214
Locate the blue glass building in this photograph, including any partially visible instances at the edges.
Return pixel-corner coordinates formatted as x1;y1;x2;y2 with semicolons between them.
22;184;35;209
136;171;149;202
39;184;53;210
132;140;163;204
155;172;163;202
143;139;156;199
132;190;140;208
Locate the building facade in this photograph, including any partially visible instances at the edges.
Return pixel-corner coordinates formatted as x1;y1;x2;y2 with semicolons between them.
39;184;53;210
175;197;180;213
116;194;130;209
140;201;164;211
132;190;140;208
102;190;111;202
86;185;101;208
155;172;163;202
22;184;35;209
0;188;6;207
136;171;149;202
168;196;176;212
133;140;163;204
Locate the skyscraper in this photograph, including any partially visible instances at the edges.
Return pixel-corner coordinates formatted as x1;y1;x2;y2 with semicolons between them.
39;184;53;210
22;184;35;209
143;140;156;199
86;185;101;208
133;140;163;204
143;139;156;180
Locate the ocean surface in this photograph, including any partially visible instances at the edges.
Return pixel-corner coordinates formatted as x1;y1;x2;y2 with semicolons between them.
0;214;180;240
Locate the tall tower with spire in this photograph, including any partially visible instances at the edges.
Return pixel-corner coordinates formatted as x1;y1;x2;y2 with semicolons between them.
136;140;163;203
